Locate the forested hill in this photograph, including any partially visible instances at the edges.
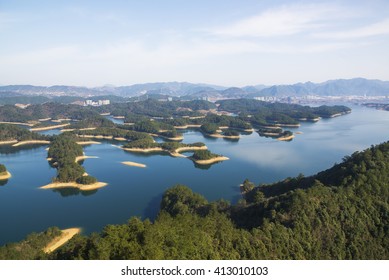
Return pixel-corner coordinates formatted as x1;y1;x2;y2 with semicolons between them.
1;141;388;259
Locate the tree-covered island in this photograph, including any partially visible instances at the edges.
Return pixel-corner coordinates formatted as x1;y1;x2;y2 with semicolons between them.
42;134;106;191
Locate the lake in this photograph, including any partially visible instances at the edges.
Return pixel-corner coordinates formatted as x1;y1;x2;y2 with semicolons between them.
0;105;388;245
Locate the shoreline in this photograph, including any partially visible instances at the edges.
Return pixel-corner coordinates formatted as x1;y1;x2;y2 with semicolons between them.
43;228;81;253
121;161;147;168
30;123;70;131
40;181;107;191
0;171;11;180
277;134;295;141
76;141;101;145
191;156;230;165
78;134;114;140
61;127;97;132
0;140;18;145
75;155;99;162
12;140;50;147
122;145;208;158
122;147;164;153
208;133;240;139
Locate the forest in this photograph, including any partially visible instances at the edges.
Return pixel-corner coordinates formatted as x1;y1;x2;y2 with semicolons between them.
47;134;97;184
0;124;51;141
1;140;387;259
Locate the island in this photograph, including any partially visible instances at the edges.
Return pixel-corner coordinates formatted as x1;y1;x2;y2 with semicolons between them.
42;134;106;191
189;149;229;165
121;161;147;168
0;164;11;180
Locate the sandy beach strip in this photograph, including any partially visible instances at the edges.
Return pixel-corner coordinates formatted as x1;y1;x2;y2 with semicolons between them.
122;147;164;153
174;124;202;129
208;133;240;139
277;135;295;141
175;146;208;153
75;155;99;162
112;116;125;119
277;123;301;127
30;123;70;131
0;140;18;145
43;228;81;253
76;141;101;145
61;127;96;132
40;181;107;191
114;137;127;141
121;161;147;168
192;156;230;165
0;171;11;180
12;140;50;147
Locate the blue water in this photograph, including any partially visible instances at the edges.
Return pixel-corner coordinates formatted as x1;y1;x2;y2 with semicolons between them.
0;105;388;245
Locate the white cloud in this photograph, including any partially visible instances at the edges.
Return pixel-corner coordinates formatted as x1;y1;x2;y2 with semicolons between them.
210;4;338;37
316;18;389;39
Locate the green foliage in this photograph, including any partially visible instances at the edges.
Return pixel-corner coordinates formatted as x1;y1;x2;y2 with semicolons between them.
191;150;220;160
0;227;61;260
0;103;102;122
200;123;219;134
76;175;97;185
48;134;86;183
0;124;50;141
69;116;115;129
0;164;7;173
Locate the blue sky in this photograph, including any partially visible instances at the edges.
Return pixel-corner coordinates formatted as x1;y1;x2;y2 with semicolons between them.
1;0;389;87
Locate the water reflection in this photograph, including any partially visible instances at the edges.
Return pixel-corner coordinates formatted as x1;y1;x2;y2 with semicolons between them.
52;187;98;197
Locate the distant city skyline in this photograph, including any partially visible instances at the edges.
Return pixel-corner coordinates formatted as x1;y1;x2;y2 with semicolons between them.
1;0;389;87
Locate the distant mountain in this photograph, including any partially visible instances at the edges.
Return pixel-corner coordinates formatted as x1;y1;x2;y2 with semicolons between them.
1;78;388;100
251;78;389;97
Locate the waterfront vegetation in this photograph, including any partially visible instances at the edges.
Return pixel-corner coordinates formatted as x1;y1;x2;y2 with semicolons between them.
0;163;7;175
0;124;50;142
48;134;96;184
1;141;387;259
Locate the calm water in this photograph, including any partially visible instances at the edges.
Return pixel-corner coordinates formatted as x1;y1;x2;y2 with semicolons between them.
0;105;388;245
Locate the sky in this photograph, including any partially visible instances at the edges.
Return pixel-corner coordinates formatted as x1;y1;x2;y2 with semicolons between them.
1;0;389;87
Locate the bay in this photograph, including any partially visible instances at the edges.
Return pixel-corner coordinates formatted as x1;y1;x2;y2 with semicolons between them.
0;105;388;245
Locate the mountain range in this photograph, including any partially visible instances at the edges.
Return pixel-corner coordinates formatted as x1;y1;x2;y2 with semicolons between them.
0;78;388;99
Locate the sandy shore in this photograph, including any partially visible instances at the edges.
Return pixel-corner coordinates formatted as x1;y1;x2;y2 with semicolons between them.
43;228;81;253
114;137;127;141
175;146;207;154
0;140;18;145
277;123;301;127
100;112;110;116
174;124;202;129
75;155;99;162
30;123;70;131
0;171;11;180
191;156;230;165
0;121;34;126
208;133;240;139
61;127;96;132
12;140;50;147
122;147;164;153
113;116;125;119
40;181;107;191
76;141;101;145
277;135;295;141
51;118;72;123
121;161;147;168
